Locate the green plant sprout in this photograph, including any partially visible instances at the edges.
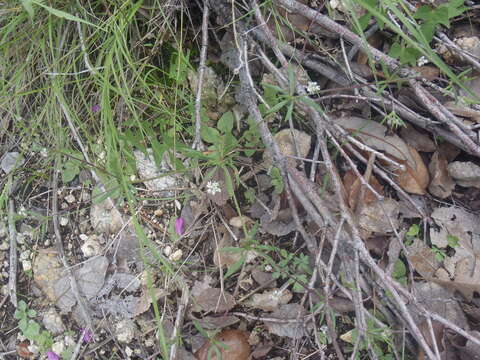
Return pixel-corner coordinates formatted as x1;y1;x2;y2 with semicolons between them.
14;300;53;354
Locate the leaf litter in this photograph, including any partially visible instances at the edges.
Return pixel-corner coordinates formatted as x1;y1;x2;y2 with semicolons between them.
6;1;480;359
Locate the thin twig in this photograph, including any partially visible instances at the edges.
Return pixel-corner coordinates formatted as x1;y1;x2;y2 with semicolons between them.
7;197;17;308
192;0;210;151
169;281;189;360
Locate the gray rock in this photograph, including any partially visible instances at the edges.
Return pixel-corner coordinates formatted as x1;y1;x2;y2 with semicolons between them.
1;152;25;174
114;319;137;343
42;308;66;335
0;221;6;239
90;196;123;234
448;161;480;188
134;149;181;197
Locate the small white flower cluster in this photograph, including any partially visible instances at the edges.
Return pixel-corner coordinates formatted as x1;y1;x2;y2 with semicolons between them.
417;56;429;67
306;81;321;94
206;180;222;195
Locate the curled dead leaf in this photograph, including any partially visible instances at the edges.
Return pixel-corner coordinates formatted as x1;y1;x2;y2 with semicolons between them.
395;145;429;195
342;169;384;209
195;329;251;360
336;117;429;194
428;151;455;198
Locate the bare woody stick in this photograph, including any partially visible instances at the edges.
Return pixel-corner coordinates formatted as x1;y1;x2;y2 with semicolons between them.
192;0;210;151
8;198;17;307
274;0;480;156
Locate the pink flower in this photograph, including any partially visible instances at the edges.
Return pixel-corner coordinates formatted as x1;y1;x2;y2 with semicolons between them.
174;218;184;236
46;351;60;360
91;104;100;113
82;328;93;343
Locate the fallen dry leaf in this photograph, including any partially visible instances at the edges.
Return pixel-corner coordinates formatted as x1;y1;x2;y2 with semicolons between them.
438;141;460;162
430;206;480;277
412;66;440;81
214;227;257;268
452;255;480;301
195;329;250;360
191;275;215;298
408;282;468;332
357;198;399;236
264;303;307;339
244;288;292;312
336;117;429;194
444;101;480;123
395;145;430;195
263;128;311;167
428;151;455;198
54;256;109;313
407;238;441;278
214;227;243;268
194;288;236;313
418;320;445;353
342;169;384;209
196;315;240;330
400;125;436;152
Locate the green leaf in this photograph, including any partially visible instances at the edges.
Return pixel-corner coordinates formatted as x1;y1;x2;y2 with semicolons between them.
406;224;420;237
264;99;289;116
217;111;234;134
27;309;37;317
293;274;308;292
201;126;220;144
14;310;23;320
31;0;101;30
245;188;256;204
19;318;28;332
447;234;459;247
419;22;436;43
358;13;372;31
222;166;235;198
287;65;296;95
224;254;246;279
413;5;433;20
270;167;284;194
21;0;35;18
18;300;27;312
25;321;40;340
62;160;80;183
392;260;407;279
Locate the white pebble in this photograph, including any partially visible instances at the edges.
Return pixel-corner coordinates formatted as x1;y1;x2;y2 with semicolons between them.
64;194;76;203
125;346;133;357
22;260;32;272
163;245;172;257
52;341;65;355
59;217;69;226
81;237;102;257
169;249;183;261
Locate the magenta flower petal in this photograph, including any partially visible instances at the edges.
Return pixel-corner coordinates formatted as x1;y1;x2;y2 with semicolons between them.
91;104;100;113
174;218;184;236
46;351;60;360
82;328;93;343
